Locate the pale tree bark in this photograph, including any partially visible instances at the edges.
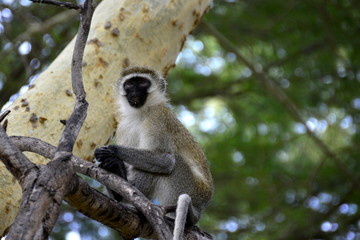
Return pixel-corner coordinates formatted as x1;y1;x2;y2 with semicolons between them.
0;0;211;235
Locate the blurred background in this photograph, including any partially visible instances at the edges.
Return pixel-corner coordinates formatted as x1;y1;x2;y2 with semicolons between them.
1;0;360;239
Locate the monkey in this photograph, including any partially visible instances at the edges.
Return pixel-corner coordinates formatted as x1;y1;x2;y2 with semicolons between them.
95;66;213;240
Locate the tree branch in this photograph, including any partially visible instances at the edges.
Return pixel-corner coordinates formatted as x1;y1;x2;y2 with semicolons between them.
10;136;212;239
19;11;77;41
1;1;213;238
172;77;245;105
55;0;93;153
0;1;95;239
263;41;327;71
9;136;154;239
202;22;359;189
29;0;81;11
11;137;170;238
65;177;154;240
39;0;172;237
0;123;78;239
0;127;34;180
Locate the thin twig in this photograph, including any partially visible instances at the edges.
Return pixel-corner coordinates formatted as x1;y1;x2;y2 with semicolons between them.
30;0;81;11
56;0;94;153
263;41;327;71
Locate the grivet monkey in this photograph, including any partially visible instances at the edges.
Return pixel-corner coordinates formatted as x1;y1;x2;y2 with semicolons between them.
95;66;213;240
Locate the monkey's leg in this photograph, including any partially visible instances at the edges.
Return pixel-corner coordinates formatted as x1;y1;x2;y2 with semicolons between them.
173;194;199;240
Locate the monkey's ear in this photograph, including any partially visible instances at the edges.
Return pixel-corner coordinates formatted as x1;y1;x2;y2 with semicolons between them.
148;78;167;93
147;84;157;93
158;78;167;93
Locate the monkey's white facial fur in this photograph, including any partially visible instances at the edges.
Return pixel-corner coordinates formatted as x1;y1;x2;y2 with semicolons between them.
117;67;168;111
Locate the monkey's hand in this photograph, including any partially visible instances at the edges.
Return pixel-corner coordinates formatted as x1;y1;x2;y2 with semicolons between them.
95;145;117;160
95;146;127;181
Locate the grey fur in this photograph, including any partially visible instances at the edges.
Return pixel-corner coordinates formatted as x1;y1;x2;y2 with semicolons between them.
98;66;213;239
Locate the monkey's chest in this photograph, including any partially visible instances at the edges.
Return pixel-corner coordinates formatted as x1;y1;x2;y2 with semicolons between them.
117;120;143;147
117;118;153;149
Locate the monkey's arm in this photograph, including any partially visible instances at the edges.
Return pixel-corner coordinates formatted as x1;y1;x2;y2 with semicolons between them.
95;145;176;174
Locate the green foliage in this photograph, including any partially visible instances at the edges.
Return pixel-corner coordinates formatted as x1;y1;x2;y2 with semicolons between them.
1;0;360;239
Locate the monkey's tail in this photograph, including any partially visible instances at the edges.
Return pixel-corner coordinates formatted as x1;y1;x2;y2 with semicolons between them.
173;194;191;240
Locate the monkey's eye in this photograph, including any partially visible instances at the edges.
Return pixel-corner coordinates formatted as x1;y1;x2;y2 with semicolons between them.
125;81;133;86
124;81;134;90
139;79;150;88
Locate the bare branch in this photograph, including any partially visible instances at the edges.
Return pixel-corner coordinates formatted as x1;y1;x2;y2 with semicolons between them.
9;136;152;239
1;1;96;239
30;0;81;11
18;11;78;41
66;177;153;239
66;177;212;240
25;1;171;237
46;0;172;236
1;1;212;238
0;127;34;180
10;136;212;239
263;41;327;71
0;126;77;239
8;158;77;239
56;0;94;153
172;77;245;105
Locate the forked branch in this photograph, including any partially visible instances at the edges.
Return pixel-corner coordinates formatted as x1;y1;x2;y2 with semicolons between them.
10;136;212;240
0;0;95;239
0;0;173;239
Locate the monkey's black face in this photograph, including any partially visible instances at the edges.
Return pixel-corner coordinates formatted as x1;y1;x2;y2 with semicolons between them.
123;77;151;108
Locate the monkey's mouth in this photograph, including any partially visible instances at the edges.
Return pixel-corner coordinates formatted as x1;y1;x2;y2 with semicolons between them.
127;96;146;108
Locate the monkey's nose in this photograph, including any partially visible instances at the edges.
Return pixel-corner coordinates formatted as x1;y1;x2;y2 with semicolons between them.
129;96;142;107
131;96;140;104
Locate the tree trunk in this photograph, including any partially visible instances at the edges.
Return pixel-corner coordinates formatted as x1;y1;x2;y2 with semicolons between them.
0;0;211;234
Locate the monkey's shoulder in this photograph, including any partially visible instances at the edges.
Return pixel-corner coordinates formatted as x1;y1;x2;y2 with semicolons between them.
146;105;214;194
145;105;202;148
